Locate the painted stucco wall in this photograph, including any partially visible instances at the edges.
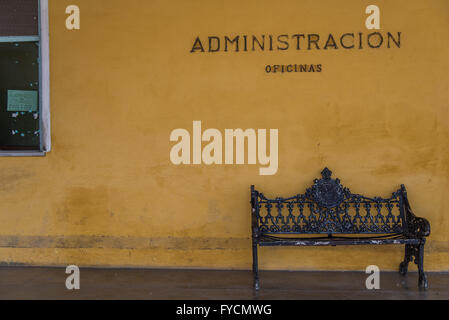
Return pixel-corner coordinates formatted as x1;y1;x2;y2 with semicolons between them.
0;0;448;271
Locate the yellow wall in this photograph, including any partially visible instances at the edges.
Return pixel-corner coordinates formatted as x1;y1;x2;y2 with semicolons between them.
0;0;448;271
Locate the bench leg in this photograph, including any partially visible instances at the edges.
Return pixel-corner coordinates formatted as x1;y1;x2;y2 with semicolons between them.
252;241;260;290
417;243;428;290
399;243;428;289
399;244;413;275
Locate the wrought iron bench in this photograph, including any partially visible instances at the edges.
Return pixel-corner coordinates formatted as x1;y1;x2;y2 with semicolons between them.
250;168;431;290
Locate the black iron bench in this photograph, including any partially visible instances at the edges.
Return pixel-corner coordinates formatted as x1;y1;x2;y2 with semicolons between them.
250;168;431;290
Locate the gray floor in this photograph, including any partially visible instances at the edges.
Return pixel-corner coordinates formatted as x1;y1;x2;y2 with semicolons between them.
0;267;448;300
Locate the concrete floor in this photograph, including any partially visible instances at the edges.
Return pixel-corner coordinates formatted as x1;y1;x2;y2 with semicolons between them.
0;267;448;300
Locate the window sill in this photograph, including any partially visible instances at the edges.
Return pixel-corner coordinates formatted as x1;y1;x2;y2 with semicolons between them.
0;151;46;157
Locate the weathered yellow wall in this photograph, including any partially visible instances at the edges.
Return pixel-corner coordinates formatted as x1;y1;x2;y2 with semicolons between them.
0;0;448;271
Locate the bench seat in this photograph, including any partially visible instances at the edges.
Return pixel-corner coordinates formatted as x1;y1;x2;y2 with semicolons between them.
258;234;422;246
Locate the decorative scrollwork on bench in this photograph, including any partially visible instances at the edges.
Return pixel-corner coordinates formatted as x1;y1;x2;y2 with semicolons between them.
306;168;350;209
254;168;404;235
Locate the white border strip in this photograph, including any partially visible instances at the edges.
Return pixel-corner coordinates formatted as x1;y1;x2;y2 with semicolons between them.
0;151;45;157
40;0;51;152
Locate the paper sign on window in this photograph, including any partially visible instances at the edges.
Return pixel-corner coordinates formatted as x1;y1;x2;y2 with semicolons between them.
7;90;38;112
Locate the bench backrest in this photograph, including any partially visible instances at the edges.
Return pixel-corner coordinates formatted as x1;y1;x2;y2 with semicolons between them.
251;168;407;235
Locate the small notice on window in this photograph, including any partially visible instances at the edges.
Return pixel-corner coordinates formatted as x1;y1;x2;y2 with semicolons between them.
7;90;38;112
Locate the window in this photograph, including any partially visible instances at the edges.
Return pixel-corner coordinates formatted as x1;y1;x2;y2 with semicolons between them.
0;0;50;156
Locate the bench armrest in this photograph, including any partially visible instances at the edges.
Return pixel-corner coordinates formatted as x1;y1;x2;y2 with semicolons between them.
402;186;431;238
411;216;431;238
406;210;431;238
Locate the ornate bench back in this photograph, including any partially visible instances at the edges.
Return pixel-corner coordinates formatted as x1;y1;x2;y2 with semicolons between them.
251;168;406;235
